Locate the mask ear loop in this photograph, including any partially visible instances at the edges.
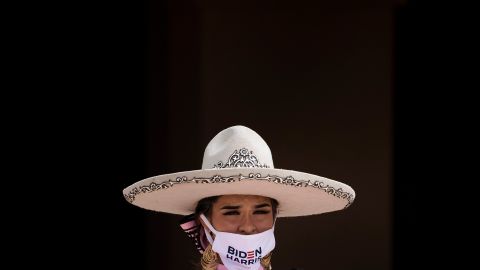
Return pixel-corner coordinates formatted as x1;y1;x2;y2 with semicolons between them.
272;208;279;228
200;214;217;244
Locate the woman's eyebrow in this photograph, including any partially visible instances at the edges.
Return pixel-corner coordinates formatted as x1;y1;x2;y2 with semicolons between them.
220;205;240;210
255;203;271;208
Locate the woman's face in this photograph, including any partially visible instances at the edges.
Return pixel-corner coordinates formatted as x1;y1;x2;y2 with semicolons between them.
208;195;274;235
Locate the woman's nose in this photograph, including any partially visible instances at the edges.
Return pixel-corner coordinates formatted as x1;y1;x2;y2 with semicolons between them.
238;215;257;234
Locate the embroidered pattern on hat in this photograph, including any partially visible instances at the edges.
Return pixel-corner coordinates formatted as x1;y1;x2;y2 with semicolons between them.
213;148;270;169
124;173;354;208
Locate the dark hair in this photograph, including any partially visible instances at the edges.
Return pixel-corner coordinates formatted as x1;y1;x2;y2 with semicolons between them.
194;195;279;219
195;196;220;218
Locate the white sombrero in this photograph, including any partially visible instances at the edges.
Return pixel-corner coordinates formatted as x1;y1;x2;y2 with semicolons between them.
123;125;355;217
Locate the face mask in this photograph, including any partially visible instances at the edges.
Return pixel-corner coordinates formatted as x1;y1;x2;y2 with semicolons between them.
200;214;276;270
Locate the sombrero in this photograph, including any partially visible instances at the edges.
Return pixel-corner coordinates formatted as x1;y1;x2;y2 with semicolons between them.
123;125;355;217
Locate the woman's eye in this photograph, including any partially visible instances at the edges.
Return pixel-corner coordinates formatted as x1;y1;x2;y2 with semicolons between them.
223;211;240;215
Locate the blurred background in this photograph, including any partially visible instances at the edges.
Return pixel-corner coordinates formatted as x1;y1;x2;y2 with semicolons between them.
20;0;469;269
139;1;394;270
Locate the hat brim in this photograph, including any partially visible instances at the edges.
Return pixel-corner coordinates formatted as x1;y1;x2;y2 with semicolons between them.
123;168;355;217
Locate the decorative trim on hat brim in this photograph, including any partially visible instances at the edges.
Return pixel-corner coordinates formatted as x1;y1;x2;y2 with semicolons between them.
123;168;355;217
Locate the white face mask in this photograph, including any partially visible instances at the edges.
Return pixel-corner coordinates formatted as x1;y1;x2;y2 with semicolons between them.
200;214;276;270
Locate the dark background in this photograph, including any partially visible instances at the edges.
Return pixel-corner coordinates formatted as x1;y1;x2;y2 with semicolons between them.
12;0;472;269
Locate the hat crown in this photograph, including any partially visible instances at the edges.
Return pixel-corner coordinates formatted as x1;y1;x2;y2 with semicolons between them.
202;125;274;169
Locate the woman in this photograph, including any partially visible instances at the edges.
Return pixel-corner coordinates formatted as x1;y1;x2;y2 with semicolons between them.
123;125;355;270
